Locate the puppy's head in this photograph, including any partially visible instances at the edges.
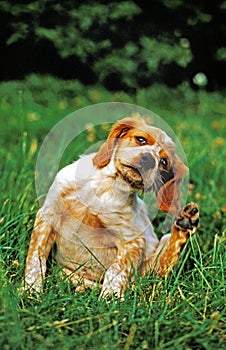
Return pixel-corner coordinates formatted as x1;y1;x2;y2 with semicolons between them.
93;114;188;216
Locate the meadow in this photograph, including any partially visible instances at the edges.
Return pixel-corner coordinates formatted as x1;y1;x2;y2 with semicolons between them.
0;74;225;349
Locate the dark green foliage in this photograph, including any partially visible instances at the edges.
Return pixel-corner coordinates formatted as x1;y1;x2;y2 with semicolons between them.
1;1;226;90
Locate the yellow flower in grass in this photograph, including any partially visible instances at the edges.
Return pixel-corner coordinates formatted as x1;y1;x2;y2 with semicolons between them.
87;133;96;142
85;123;95;133
85;122;96;142
59;101;68;110
188;183;195;195
221;205;226;213
189;183;195;191
211;121;220;129
89;90;101;102
27;112;39;121
72;97;82;107
101;123;110;131
214;137;224;146
195;193;202;200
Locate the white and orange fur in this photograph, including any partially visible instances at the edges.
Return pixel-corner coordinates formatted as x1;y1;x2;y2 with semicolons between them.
24;114;199;298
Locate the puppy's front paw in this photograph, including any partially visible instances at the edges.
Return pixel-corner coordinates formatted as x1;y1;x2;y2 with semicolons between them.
100;264;126;300
176;202;199;234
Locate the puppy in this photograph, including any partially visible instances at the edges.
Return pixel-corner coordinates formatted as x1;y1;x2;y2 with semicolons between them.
24;114;199;298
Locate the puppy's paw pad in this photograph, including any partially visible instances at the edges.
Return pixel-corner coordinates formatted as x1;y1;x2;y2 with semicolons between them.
176;217;193;230
176;202;199;232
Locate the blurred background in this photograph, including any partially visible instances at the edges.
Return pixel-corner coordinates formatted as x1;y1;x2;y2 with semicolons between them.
1;0;226;92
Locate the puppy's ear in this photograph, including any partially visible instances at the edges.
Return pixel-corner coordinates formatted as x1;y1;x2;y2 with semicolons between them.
92;135;115;169
93;117;135;168
156;155;188;217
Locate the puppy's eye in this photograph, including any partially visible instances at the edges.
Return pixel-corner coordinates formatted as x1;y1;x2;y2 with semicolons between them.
160;158;168;168
136;136;147;145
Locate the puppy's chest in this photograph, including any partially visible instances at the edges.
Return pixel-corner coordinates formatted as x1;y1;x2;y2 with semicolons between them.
60;177;149;241
93;202;149;241
62;193;144;241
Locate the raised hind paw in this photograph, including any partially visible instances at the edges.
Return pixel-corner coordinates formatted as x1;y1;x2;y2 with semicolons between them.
176;202;199;234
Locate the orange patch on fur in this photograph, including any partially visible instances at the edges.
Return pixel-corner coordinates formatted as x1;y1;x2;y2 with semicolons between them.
60;186;75;198
82;211;104;228
146;134;156;145
159;149;169;159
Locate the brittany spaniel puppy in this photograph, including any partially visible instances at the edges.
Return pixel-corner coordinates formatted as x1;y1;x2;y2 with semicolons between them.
24;114;199;298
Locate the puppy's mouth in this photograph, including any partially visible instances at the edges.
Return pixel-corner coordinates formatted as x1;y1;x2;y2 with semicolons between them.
117;163;153;191
117;164;143;189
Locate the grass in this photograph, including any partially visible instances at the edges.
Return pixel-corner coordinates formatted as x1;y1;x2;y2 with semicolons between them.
0;74;225;349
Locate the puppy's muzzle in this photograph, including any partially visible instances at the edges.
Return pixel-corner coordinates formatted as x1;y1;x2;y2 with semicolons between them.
140;153;156;171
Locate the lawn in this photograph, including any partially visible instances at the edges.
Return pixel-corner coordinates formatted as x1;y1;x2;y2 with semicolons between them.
0;75;225;349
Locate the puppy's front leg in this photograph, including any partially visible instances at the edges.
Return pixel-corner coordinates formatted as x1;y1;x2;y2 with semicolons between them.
24;209;55;292
100;236;145;299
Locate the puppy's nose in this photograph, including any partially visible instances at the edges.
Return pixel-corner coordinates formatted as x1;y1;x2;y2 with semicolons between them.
140;153;156;170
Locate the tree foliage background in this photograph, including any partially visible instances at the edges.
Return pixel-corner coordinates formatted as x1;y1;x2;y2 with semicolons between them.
1;0;226;91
